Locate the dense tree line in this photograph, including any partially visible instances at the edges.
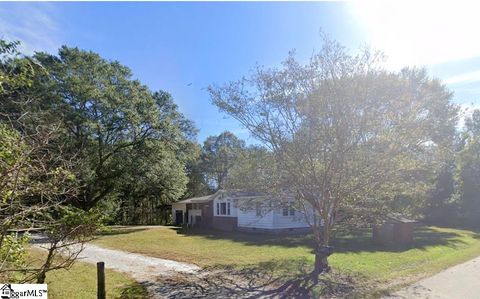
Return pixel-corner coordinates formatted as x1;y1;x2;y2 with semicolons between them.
0;38;251;230
425;109;480;227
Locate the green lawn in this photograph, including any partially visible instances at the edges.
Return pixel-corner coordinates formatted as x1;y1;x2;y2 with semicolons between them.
330;226;480;283
28;249;148;299
94;225;480;294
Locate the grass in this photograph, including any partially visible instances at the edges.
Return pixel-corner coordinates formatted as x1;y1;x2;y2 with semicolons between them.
330;226;480;284
93;225;480;295
95;226;313;267
27;249;148;299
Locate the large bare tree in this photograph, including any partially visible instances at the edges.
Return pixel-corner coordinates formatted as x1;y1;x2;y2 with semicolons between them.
209;37;457;274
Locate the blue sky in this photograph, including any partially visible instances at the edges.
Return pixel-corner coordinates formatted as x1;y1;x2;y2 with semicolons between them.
1;2;480;143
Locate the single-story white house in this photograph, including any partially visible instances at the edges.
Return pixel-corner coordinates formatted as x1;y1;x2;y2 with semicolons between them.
172;190;311;233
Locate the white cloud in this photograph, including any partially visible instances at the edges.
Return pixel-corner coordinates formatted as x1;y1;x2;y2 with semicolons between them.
0;3;62;55
349;1;480;70
445;70;480;85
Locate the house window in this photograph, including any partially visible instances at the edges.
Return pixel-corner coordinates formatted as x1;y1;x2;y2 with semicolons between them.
283;207;295;216
221;203;226;214
217;202;230;216
256;203;262;216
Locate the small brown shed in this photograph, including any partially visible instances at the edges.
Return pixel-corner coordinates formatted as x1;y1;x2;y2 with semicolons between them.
372;214;417;246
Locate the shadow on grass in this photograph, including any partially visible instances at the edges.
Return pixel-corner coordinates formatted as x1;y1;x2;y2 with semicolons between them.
98;227;150;236
118;282;149;299
170;226;316;249
151;258;362;299
170;225;476;254
332;226;471;253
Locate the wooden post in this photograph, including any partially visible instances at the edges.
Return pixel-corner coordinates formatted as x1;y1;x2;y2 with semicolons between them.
97;262;105;299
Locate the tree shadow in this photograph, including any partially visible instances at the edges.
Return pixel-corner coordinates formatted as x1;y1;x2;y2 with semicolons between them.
169;225;476;254
150;259;362;299
98;227;149;236
332;226;470;253
170;226;315;249
118;282;149;299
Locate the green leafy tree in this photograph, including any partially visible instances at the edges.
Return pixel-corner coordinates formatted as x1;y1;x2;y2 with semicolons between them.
224;145;278;192
183;144;212;198
116;141;191;224
455;110;480;227
209;37;457;274
424;161;457;224
31;47;196;211
200;131;246;190
114;91;199;224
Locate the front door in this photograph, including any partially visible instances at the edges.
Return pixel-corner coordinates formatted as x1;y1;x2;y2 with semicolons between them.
175;211;183;226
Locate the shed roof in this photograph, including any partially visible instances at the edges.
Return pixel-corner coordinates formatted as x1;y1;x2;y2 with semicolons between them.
384;213;417;223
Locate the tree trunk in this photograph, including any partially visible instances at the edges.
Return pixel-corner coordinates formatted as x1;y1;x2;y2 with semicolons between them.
314;250;329;275
313;245;330;276
312;221;333;276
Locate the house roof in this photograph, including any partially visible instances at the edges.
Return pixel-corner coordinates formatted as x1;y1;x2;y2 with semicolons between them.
219;190;263;198
174;194;214;204
174;189;264;205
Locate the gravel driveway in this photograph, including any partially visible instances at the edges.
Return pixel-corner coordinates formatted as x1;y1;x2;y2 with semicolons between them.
387;255;480;299
34;242;199;280
77;244;200;280
34;241;200;298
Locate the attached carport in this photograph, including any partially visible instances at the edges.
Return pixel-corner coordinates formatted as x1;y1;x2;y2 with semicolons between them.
171;195;214;227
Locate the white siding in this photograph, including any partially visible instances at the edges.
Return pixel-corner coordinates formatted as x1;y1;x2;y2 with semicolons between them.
237;207;274;229
272;208;310;229
236;199;310;230
209;194;314;230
